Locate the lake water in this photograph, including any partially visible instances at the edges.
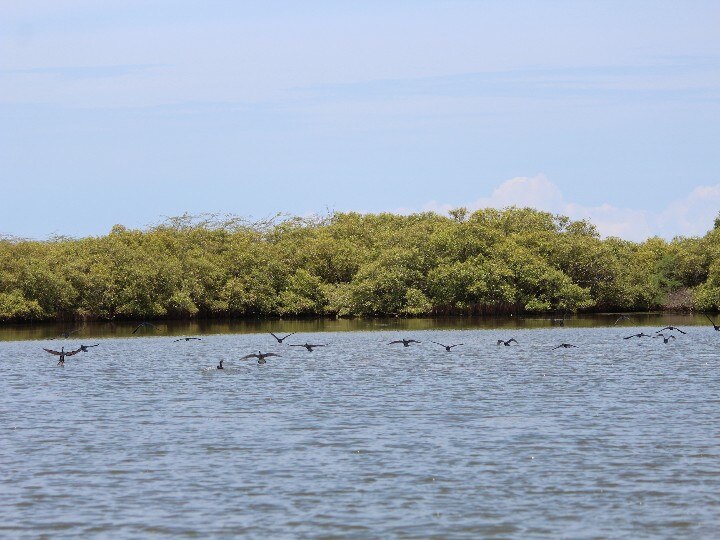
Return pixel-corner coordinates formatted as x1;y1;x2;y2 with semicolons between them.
1;317;719;537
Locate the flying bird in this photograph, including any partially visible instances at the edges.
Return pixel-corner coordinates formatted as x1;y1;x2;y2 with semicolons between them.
431;341;463;351
53;329;80;339
653;333;676;344
613;315;631;325
704;314;720;331
552;343;577;350
174;337;202;342
269;332;296;343
290;343;326;352
78;344;99;352
389;339;421;347
623;333;653;339
132;322;157;334
656;326;686;335
240;351;281;365
42;346;82;366
497;338;518;346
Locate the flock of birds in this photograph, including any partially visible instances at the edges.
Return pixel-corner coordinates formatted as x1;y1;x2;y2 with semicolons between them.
39;315;720;367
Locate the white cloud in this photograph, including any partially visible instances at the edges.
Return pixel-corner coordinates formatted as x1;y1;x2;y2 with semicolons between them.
424;174;720;241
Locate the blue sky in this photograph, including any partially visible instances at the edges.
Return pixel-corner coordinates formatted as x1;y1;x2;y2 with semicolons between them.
1;0;719;240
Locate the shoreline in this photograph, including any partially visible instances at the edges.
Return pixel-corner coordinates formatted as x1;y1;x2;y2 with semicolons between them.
1;312;715;342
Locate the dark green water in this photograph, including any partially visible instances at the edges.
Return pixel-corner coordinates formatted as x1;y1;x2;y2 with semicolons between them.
0;313;713;342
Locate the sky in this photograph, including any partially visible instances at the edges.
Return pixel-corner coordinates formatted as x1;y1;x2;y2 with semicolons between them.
1;0;719;241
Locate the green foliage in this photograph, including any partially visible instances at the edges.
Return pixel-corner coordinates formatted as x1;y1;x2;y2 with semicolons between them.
1;207;719;322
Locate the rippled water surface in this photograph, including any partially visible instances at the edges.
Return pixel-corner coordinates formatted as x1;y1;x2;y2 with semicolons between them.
2;322;719;538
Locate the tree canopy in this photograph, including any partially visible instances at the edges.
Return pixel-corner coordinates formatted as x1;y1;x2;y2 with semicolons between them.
1;208;718;322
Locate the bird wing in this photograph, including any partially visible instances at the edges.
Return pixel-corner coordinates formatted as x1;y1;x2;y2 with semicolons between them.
552;345;562;350
132;325;142;334
289;344;305;347
705;314;716;325
389;341;403;344
43;348;62;356
65;348;83;357
676;328;687;334
269;332;279;340
265;353;281;358
623;335;634;339
408;340;421;343
507;339;518;344
431;341;445;347
282;332;296;339
239;354;259;360
86;344;100;348
309;344;326;347
496;340;504;344
174;339;182;342
449;344;463;348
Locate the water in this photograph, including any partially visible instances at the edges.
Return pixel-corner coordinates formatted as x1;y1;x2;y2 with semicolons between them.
1;321;719;537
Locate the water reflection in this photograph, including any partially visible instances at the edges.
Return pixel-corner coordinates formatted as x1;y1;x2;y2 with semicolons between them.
0;313;710;342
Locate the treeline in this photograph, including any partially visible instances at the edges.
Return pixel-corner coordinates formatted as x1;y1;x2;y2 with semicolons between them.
2;208;720;322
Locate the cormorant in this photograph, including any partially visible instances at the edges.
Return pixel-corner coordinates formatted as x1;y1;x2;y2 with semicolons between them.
623;333;652;339
389;339;421;347
290;343;326;352
497;338;518;346
431;341;463;351
270;332;296;343
132;322;157;334
43;346;82;366
656;326;686;335
52;329;80;339
653;333;676;344
613;315;631;325
552;343;577;350
704;314;720;331
79;344;99;352
174;337;202;342
240;351;281;364
217;360;224;369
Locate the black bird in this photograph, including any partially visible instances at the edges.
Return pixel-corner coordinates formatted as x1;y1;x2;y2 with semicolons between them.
552;343;577;350
240;351;281;365
431;341;463;351
43;346;82;366
389;339;421;347
654;333;676;344
497;338;518;346
270;332;296;343
216;360;224;370
623;333;652;339
79;344;99;352
656;326;686;335
550;317;565;326
613;315;631;325
53;329;80;339
704;314;720;331
290;343;326;352
132;322;157;334
174;337;202;342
